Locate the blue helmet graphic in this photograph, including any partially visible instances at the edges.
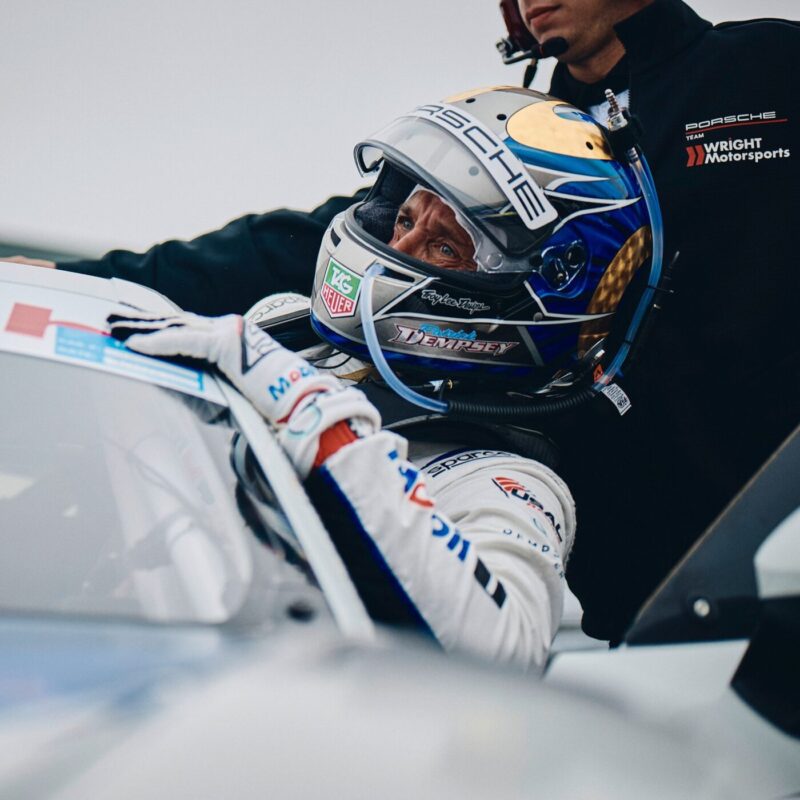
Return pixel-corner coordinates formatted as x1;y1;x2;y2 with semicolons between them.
311;87;654;403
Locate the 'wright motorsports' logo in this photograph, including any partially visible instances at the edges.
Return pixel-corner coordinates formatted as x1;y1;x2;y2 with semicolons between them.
686;136;790;167
321;259;362;318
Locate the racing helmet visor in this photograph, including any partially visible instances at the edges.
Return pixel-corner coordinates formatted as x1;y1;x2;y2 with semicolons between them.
355;108;558;270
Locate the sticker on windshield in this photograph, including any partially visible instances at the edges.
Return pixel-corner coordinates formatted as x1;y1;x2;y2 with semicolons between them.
1;300;211;398
55;327;204;393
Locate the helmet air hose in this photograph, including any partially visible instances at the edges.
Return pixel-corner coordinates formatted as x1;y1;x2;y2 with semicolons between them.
361;263;449;414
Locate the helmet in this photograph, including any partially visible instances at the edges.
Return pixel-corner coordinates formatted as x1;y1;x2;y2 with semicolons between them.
310;87;656;414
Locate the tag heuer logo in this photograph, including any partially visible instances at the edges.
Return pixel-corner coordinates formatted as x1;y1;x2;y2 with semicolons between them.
321;259;362;318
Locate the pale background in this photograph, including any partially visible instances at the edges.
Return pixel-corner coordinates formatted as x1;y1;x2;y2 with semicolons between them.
0;0;796;257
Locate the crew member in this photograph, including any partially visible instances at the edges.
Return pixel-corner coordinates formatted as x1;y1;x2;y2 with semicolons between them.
511;0;800;641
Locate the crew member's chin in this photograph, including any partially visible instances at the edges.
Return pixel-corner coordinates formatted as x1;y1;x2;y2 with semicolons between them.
538;36;569;58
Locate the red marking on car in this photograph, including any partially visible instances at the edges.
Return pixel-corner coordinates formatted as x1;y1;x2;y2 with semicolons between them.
5;303;52;337
5;303;114;338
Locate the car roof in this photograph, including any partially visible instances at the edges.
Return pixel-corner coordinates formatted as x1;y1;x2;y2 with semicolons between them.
0;261;227;404
0;260;179;312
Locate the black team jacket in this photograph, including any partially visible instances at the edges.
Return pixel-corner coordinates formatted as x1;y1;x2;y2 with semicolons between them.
59;0;800;643
547;0;799;642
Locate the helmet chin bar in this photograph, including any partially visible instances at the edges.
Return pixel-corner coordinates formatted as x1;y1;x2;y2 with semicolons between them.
361;265;598;420
360;264;594;420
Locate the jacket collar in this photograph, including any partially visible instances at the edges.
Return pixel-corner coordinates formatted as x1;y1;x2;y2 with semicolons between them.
615;0;711;69
549;0;711;105
549;55;629;110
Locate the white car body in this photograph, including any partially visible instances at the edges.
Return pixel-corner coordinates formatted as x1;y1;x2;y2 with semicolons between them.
0;261;797;799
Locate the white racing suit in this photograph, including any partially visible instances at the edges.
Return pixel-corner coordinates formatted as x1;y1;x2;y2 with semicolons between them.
107;311;576;670
293;342;576;670
307;429;575;668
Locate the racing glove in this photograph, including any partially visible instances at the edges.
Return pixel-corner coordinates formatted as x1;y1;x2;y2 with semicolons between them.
106;311;380;476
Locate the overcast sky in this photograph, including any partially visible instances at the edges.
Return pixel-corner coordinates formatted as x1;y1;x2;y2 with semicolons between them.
0;0;795;256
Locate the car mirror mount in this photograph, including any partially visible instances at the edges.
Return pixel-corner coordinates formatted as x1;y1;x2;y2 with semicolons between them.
731;508;800;739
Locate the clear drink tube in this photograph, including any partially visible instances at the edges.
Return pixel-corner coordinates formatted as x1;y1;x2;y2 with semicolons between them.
361;263;450;413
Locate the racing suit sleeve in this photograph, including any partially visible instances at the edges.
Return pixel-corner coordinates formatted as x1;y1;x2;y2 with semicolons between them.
58;190;367;316
305;431;576;670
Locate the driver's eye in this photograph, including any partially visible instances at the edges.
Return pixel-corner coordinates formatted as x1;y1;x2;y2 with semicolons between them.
398;216;414;231
440;243;456;258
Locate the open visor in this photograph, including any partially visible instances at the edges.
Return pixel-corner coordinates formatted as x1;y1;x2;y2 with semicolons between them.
355;106;559;272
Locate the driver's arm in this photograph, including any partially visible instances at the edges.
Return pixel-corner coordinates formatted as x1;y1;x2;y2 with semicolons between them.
305;428;574;668
107;311;574;668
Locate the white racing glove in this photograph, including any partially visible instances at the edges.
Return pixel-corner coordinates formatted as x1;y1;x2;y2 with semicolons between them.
107;311;380;476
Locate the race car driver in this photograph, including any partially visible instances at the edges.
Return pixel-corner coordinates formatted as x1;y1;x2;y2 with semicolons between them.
107;87;659;668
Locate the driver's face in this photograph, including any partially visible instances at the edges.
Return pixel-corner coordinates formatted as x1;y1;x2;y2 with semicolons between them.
389;190;477;272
